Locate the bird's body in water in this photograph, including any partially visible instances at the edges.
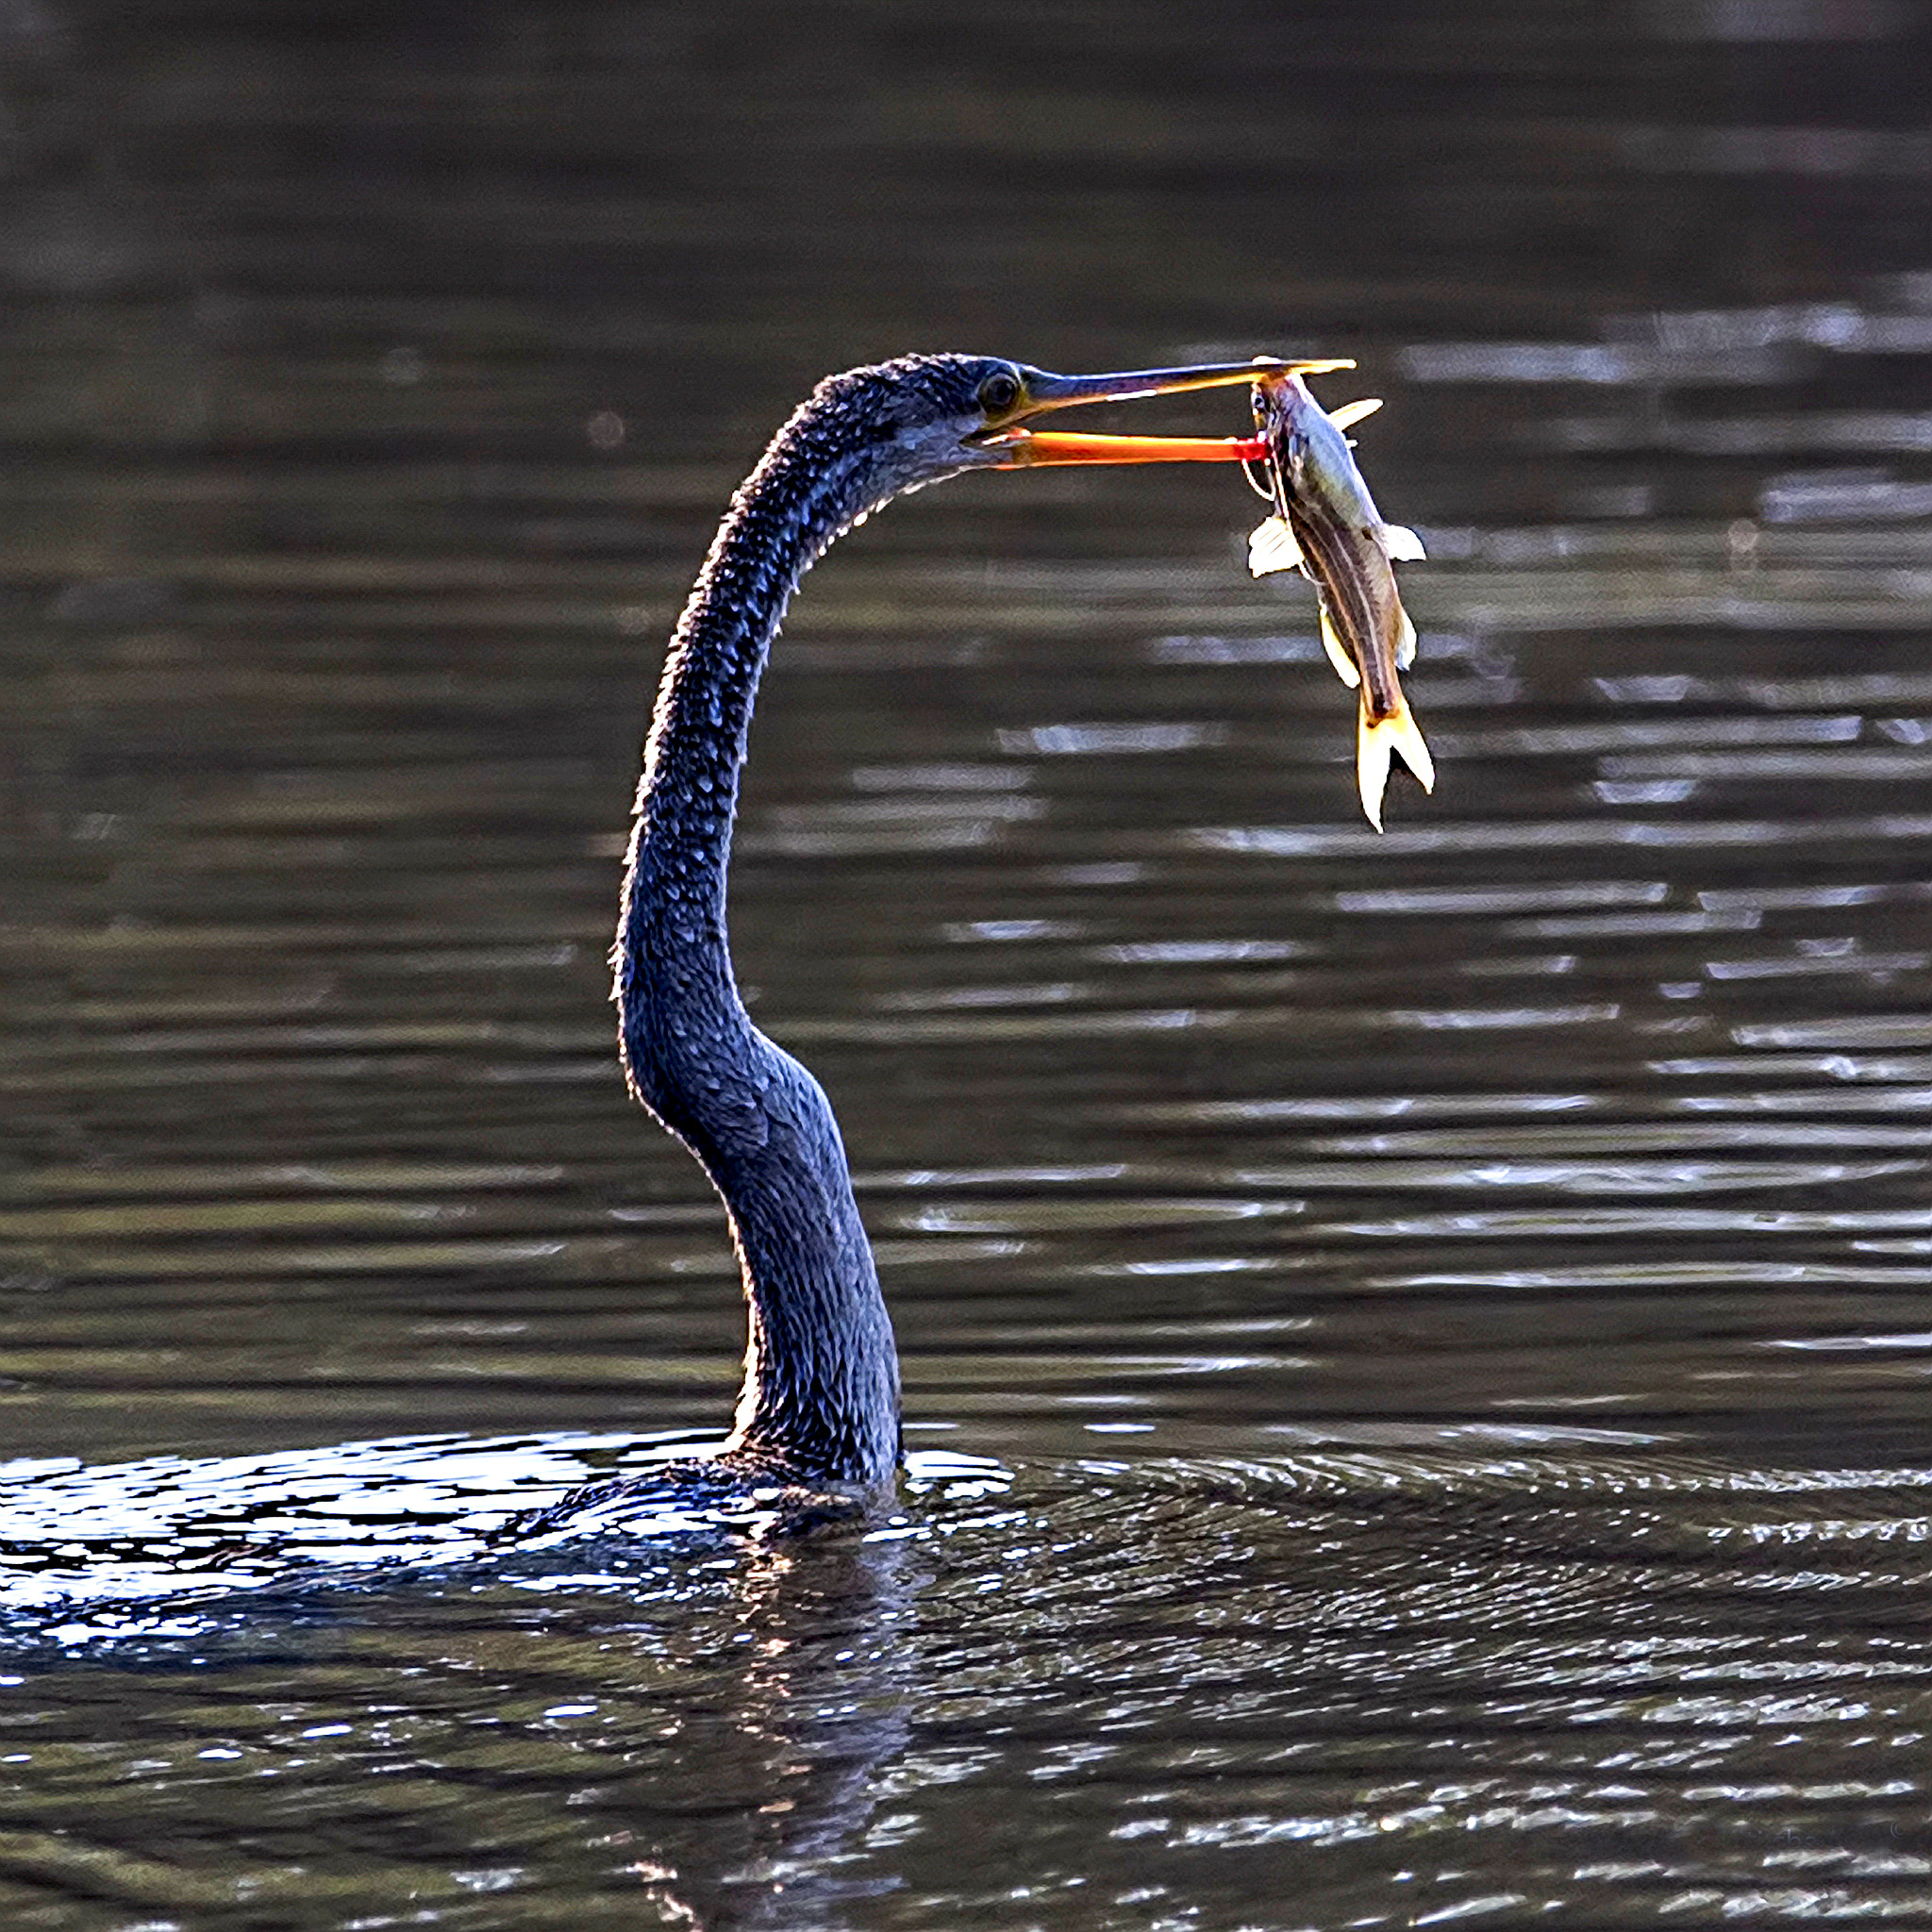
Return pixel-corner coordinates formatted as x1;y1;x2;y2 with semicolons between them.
521;352;1298;1534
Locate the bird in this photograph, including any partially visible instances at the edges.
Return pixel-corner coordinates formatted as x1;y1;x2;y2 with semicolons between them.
527;353;1279;1530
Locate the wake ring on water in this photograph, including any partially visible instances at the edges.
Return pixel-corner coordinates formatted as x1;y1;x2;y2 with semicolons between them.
5;1429;1929;1656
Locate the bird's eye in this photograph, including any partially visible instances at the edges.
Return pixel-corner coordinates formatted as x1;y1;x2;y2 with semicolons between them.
978;371;1022;413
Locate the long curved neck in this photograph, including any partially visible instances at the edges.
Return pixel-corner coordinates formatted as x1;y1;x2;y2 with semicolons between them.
613;409;903;1484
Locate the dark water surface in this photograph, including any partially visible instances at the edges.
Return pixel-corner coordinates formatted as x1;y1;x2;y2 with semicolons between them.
4;3;1932;1925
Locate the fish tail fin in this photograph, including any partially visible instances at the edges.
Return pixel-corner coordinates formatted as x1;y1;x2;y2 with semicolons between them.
1319;605;1360;688
1356;694;1436;831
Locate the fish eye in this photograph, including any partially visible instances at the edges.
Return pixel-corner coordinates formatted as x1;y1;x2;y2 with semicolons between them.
977;369;1023;414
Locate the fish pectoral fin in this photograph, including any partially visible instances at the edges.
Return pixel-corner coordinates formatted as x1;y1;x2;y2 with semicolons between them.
1318;605;1361;688
1248;517;1304;577
1381;523;1426;561
1396;605;1418;670
1327;396;1384;431
1356;698;1436;831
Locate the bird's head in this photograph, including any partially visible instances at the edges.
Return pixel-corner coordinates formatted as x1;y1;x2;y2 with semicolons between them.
799;353;1331;499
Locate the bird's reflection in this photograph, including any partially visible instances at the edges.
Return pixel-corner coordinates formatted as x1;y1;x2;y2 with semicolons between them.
616;1524;920;1930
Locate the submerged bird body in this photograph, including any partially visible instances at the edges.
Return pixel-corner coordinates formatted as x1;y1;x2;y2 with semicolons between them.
1246;369;1433;828
556;353;1280;1519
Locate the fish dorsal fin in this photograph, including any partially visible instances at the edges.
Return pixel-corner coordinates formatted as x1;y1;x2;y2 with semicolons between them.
1396;605;1418;670
1318;605;1360;689
1247;517;1304;577
1327;396;1383;432
1381;523;1426;561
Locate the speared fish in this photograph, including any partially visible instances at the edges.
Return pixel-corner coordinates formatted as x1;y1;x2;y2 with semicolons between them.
1244;360;1433;830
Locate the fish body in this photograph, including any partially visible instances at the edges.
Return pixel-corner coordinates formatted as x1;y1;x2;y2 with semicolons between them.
1247;370;1432;828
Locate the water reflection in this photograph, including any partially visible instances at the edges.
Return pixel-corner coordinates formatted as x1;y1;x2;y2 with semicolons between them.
0;1459;943;1925
8;1439;1932;1923
610;1528;923;1932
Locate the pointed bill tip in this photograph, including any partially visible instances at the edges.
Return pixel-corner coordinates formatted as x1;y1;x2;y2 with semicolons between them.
1255;357;1357;377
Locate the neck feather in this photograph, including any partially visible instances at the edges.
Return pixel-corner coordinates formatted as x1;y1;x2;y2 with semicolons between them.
612;408;902;1484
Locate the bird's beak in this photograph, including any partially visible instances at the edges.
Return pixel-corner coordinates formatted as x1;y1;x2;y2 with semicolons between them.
980;358;1356;467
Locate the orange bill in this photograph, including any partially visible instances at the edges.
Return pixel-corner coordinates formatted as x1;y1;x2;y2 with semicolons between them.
975;357;1353;467
988;431;1270;467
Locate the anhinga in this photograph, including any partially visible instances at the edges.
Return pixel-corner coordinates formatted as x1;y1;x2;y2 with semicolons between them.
565;353;1292;1518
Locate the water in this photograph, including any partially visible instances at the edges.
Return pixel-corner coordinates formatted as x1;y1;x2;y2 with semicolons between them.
4;1;1932;1924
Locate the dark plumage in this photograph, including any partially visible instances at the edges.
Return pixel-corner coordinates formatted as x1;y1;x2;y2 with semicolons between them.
520;352;1271;1529
617;358;1019;1491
